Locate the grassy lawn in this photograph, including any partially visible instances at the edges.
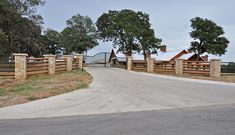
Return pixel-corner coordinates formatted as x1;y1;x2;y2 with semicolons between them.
0;69;92;108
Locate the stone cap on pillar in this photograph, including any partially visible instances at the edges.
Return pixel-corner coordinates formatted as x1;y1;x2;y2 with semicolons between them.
75;54;83;56
13;53;28;56
147;58;156;60
43;54;56;57
64;55;72;58
210;59;221;61
175;58;185;62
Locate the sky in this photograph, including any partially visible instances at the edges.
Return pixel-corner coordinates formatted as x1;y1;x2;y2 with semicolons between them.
38;0;235;61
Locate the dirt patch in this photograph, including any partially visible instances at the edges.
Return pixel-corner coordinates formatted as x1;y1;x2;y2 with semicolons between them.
0;69;92;108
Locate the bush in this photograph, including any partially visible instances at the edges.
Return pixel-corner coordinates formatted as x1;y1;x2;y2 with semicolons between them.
221;62;235;73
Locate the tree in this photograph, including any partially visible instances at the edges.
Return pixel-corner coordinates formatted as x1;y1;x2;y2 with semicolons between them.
13;17;43;57
189;17;229;59
0;0;45;58
41;29;62;55
221;62;235;73
96;9;161;58
61;14;98;54
136;28;162;60
0;29;8;59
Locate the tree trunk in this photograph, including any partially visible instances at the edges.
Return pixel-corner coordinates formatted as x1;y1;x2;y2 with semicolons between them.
143;51;147;61
6;28;14;57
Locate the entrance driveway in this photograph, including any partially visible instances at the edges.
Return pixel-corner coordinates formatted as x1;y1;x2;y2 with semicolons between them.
0;67;235;119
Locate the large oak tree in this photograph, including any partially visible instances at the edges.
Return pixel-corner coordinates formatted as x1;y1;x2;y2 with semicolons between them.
61;14;98;54
189;17;229;59
0;0;45;58
96;9;161;59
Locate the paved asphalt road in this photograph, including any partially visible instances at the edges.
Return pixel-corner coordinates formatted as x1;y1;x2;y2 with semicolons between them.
0;67;235;119
1;103;235;135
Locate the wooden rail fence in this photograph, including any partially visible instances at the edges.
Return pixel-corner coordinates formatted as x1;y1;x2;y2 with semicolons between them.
154;61;175;74
0;54;83;79
183;61;210;76
26;58;49;77
72;58;80;69
55;58;67;73
127;58;220;77
0;62;15;78
132;60;147;72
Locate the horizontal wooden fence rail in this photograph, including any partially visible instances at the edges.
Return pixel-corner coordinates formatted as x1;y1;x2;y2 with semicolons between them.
26;58;49;77
72;58;79;69
55;59;67;73
0;62;15;78
1;53;84;80
131;60;147;72
154;61;175;74
183;61;210;76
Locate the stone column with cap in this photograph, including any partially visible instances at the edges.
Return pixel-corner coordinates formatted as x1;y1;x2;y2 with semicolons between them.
76;54;83;69
147;58;155;73
175;59;184;75
64;55;72;71
127;56;133;71
210;59;221;78
43;55;56;75
13;53;28;80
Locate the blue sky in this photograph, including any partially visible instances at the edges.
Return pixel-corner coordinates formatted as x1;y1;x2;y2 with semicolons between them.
38;0;235;61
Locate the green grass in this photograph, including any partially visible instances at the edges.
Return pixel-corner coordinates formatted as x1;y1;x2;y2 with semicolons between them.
10;85;32;93
0;69;92;108
76;83;88;89
0;88;6;96
27;96;39;101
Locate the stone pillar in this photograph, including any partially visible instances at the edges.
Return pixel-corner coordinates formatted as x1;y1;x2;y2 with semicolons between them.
175;59;184;75
210;59;221;78
147;58;155;73
76;54;83;69
13;53;28;80
127;56;133;71
43;55;55;75
64;55;72;71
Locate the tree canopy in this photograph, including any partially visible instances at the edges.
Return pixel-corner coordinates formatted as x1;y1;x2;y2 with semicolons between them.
61;14;98;54
96;9;161;59
40;29;62;55
0;0;45;58
189;17;229;58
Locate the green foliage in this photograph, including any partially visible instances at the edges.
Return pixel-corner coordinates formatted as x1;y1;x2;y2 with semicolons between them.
0;0;45;58
12;17;43;57
0;30;8;58
61;14;98;54
0;88;6;96
221;62;235;73
189;17;229;58
41;29;62;55
27;96;39;101
96;9;161;58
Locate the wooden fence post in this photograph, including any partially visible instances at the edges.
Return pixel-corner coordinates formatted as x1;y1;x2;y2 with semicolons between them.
43;55;55;75
210;59;221;78
64;55;72;71
175;59;184;75
13;53;28;80
147;58;155;73
127;56;133;71
76;54;83;69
